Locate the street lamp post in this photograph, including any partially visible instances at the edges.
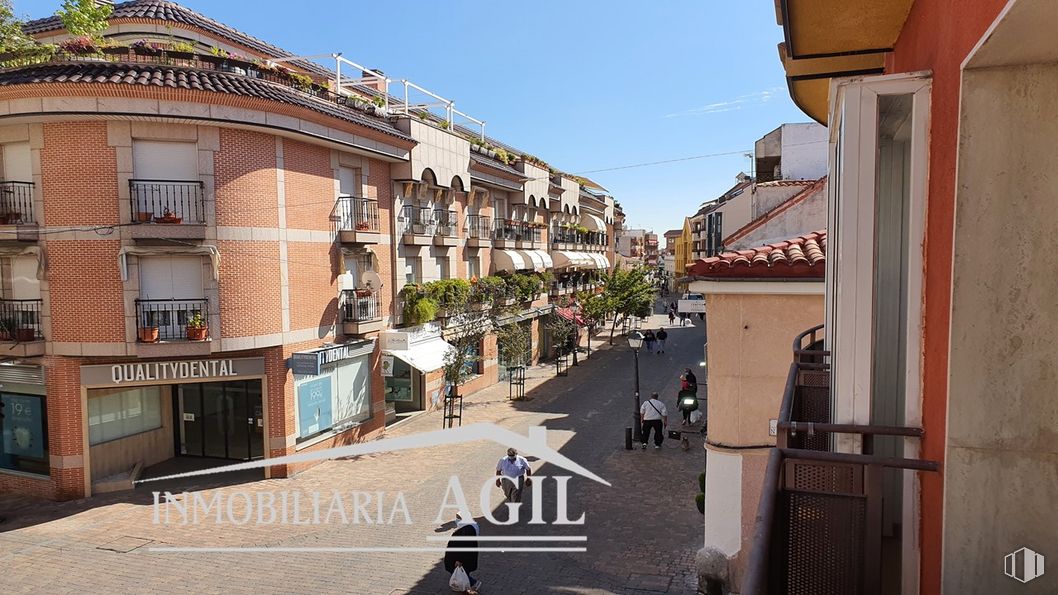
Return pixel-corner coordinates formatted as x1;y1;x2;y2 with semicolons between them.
570;302;580;366
627;330;644;442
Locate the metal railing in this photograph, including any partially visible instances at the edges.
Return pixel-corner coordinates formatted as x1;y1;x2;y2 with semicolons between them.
466;214;492;239
740;324;939;595
332;195;379;233
399;205;435;235
135;298;209;342
0;181;35;225
0;298;43;341
433;209;457;237
340;289;382;323
493;219;521;241
519;223;542;243
129;179;205;224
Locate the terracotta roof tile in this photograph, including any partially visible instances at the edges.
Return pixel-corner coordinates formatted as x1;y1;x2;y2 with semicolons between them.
686;230;826;280
0;62;411;141
23;0;332;78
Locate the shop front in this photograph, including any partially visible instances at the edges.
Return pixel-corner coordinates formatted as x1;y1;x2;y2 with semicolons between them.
0;363;48;478
79;357;267;492
289;340;374;447
380;324;453;425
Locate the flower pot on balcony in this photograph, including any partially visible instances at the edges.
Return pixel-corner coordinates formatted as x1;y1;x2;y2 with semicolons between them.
186;325;208;341
0;212;19;224
15;328;35;342
354;289;372;298
138;326;159;343
355;222;370;231
136;211;153;223
154;214;183;224
0;329;10;341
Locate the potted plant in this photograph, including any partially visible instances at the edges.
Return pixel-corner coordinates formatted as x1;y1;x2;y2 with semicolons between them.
138;324;159;343
354;287;372;298
164;41;196;60
130;40;158;56
153;207;182;224
135;210;153;223
15;326;35;342
0;211;21;224
185;312;208;341
58;36;100;56
355;221;370;231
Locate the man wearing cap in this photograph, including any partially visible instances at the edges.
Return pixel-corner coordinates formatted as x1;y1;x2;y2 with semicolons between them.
495;447;532;503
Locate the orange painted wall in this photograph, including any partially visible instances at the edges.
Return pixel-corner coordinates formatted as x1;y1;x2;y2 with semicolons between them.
885;2;1008;593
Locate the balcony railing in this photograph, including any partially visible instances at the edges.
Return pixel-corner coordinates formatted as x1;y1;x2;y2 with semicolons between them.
493;219;521;241
433;209;457;237
340;289;382;323
399;205;435;235
740;325;939;595
467;214;492;239
0;181;35;225
129;179;205;224
332;195;379;233
0;298;42;341
135;298;210;342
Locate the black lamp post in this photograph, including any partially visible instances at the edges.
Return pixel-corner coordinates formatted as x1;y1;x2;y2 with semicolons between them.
628;330;644;442
570;302;580;366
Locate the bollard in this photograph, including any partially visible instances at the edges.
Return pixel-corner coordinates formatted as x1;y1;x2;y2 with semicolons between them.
625;427;633;450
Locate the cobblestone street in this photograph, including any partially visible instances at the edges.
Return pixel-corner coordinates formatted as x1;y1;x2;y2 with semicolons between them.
0;309;706;594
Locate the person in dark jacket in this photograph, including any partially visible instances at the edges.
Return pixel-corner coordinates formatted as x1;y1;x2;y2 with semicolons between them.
643;329;657;353
444;516;481;591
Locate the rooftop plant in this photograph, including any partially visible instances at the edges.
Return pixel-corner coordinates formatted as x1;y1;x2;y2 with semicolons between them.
400;283;438;325
57;0;113;41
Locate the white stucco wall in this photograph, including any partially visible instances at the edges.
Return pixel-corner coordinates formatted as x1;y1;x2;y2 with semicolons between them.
779;123;827;180
732;181;827;250
704;447;742;556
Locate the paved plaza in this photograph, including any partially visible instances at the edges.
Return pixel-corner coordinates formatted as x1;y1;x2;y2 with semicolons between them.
0;309;706;594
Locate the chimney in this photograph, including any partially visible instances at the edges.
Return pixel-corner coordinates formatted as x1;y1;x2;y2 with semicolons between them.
361;69;387;94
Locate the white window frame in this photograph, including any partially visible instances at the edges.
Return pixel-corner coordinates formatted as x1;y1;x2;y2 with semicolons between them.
827;72;930;595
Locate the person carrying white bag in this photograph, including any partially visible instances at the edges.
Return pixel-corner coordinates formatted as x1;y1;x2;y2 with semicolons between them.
444;514;482;593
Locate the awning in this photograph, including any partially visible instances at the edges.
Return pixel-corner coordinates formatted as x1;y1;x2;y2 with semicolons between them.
555;307;587;326
588;253;610;270
516;249;553;272
383;336;454;373
551;250;593;269
492;249;529;273
580;213;606;232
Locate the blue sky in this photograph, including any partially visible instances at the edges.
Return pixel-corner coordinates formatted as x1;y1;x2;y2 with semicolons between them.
27;1;809;235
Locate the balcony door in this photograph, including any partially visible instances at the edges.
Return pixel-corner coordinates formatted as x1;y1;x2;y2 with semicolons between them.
139;256;205;340
827;73;930;595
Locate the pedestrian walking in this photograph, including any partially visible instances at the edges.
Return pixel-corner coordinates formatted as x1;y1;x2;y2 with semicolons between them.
495;447;532;503
682;368;698;392
679;312;689;326
643;329;656;353
656;328;668;353
640;392;668;449
444;514;482;592
668;310;676;326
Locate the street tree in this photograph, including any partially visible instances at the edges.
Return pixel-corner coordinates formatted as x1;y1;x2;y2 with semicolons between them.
600;266;656;344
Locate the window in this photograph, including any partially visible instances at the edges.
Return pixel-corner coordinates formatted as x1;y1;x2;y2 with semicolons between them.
462;341;481;377
436;256;449;279
138;256;205;338
132;140;197;180
295;354;371;440
338;166;359;196
87;386;163;445
1;392;48;475
405;257;421;284
466;250;480;279
2;142;31;180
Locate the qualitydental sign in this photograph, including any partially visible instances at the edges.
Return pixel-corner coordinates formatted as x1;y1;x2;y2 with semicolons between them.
112;360;239;384
81;357;266;386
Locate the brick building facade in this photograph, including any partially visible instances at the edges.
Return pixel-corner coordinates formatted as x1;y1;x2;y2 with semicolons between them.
0;0;618;500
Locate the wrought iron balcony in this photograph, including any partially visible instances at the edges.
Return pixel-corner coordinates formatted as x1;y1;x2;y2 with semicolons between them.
129;179;206;240
740;325;939;595
433;209;458;246
466;214;492;247
0;298;42;342
332;195;380;244
399;205;435;245
135;298;210;343
0;181;35;226
340;289;384;334
493;219;520;248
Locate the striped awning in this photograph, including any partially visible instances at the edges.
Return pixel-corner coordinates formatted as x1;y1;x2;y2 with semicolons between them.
492;249;529;273
580;213;606;232
551;250;594;270
516;249;553;272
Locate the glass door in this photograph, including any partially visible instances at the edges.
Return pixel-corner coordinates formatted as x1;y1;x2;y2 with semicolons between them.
179;380;263;460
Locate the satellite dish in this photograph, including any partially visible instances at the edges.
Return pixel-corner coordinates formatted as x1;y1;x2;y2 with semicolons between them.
361;270;383;291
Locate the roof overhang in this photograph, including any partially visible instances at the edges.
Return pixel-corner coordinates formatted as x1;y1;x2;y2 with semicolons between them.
775;0;914;124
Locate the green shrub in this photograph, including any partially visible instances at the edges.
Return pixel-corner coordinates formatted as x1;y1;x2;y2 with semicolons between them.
474;276;507;302
399;283;438;325
698;472;705;492
695;493;705;515
424;278;471;310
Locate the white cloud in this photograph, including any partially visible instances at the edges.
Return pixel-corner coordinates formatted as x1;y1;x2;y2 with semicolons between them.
664;87;784;118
